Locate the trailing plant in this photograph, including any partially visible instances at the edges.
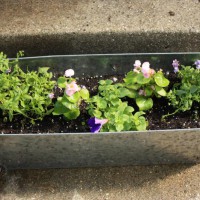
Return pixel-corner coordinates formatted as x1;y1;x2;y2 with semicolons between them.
87;79;148;132
123;60;170;111
53;69;90;120
165;59;200;117
0;52;56;123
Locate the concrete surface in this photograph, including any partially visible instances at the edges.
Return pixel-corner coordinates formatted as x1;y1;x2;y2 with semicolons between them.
1;0;200;199
0;164;200;200
1;0;200;56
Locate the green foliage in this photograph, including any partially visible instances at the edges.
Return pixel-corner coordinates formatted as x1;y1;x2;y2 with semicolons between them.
166;66;200;115
0;52;56;123
53;75;89;120
123;70;169;111
87;80;148;132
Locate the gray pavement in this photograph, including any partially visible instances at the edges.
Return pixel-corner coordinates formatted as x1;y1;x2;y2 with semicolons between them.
1;0;200;199
0;164;200;200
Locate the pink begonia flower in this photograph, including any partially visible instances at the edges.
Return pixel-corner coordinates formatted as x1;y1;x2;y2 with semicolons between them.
141;62;155;78
65;69;74;77
65;81;80;96
133;60;141;68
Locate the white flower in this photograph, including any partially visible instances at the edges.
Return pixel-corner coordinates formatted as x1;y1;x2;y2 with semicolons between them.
134;60;141;68
65;69;74;77
113;77;118;82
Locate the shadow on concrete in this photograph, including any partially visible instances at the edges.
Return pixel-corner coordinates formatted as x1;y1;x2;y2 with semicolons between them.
0;164;194;195
0;31;200;57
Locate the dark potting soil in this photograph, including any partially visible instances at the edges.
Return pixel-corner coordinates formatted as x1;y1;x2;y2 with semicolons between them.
1;73;200;134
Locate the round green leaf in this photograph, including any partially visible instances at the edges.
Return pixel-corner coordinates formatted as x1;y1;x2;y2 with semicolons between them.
136;97;153;111
155;85;167;96
154;73;169;87
57;77;66;88
80;88;90;100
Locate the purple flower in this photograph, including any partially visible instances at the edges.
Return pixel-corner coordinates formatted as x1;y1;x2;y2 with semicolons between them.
88;117;108;133
172;59;179;73
194;60;200;69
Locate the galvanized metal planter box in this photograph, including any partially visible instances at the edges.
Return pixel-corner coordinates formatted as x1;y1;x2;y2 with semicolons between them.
1;53;200;169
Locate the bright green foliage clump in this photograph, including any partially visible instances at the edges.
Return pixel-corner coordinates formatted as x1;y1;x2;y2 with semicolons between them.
167;65;200;115
0;52;56;123
87;80;148;132
53;75;90;120
123;69;169;111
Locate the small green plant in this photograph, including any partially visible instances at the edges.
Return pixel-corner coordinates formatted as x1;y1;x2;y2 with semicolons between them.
123;60;170;111
53;69;89;120
87;79;147;132
165;60;200;117
0;52;56;123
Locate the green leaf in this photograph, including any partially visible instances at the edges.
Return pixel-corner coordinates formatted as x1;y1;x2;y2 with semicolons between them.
80;88;90;100
66;92;80;103
154;72;169;87
53;101;69;115
124;71;138;84
93;110;102;118
64;109;80;120
118;88;132;98
136;97;153;111
176;90;187;96
136;73;151;84
190;85;198;94
155;85;167;96
57;77;66;88
97;99;107;109
124;106;134;113
116;123;124;132
38;67;49;74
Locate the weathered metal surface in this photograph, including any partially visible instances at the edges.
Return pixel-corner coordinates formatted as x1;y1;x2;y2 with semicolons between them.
1;53;200;169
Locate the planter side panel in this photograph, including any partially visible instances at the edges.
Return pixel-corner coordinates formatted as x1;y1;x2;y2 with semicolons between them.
1;130;200;169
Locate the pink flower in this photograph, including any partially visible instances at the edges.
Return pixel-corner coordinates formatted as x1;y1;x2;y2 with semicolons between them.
141;62;155;78
65;81;80;96
134;60;141;68
65;69;74;77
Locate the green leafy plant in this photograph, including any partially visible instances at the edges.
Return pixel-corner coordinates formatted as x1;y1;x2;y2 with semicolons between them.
87;79;147;132
123;60;169;111
53;69;89;120
165;60;200;117
0;52;56;123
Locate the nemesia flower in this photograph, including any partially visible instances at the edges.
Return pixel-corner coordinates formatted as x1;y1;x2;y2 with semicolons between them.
65;81;80;96
65;69;74;77
134;60;141;68
81;85;86;89
113;77;118;82
88;117;108;133
141;62;155;78
172;59;179;73
194;60;200;69
6;68;11;73
48;93;54;99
